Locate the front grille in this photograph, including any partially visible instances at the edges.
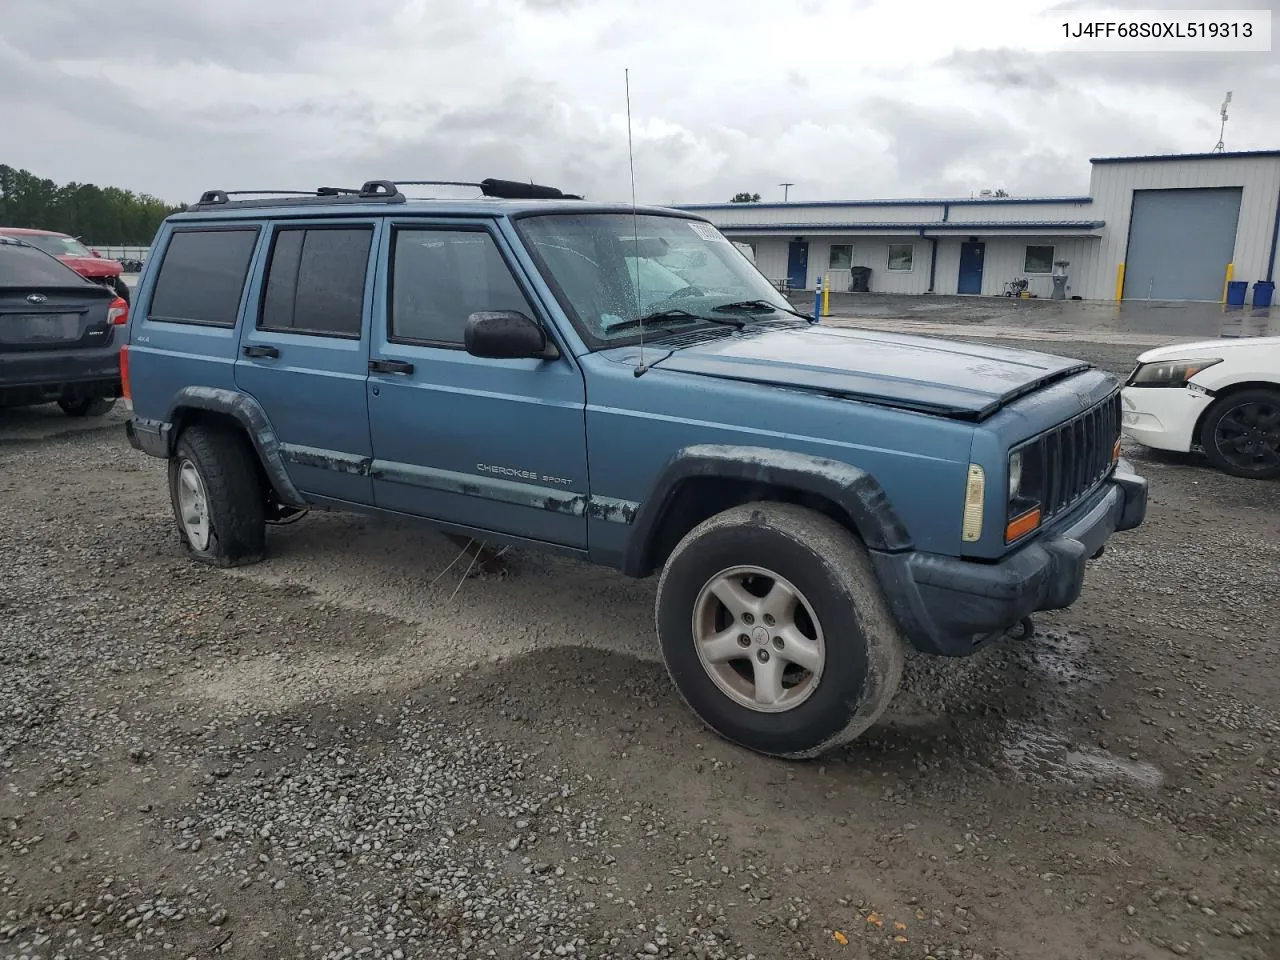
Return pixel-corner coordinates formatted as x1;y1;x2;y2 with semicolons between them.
1021;390;1121;520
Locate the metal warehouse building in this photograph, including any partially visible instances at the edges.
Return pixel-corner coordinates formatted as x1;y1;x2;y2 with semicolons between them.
679;150;1280;303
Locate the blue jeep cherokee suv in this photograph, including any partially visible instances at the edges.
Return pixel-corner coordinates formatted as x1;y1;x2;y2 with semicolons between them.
124;178;1147;759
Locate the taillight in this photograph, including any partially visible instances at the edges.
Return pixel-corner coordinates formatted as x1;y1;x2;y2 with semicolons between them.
107;296;129;325
120;345;131;399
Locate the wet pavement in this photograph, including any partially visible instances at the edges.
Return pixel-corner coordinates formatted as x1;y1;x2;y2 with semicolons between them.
794;291;1279;346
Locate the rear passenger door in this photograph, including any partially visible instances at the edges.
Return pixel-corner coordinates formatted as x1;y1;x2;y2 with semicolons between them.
366;219;589;547
235;220;381;504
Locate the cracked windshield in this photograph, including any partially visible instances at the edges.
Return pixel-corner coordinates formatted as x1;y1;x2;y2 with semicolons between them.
516;213;796;341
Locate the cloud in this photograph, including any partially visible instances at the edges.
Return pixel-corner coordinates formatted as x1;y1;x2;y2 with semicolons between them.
0;0;1276;210
5;0;406;70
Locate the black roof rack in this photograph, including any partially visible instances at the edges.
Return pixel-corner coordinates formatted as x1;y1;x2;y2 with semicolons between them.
187;180;405;211
392;178;583;200
184;176;582;212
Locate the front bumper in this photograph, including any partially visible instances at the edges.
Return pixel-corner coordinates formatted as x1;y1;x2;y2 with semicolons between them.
872;459;1148;657
1120;385;1210;453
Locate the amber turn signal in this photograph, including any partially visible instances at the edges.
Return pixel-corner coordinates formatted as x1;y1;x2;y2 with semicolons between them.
1005;507;1042;543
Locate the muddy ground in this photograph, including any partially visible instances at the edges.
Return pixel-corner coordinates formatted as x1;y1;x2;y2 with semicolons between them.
1;336;1277;960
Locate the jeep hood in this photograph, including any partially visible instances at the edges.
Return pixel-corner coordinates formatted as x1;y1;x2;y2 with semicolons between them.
649;324;1091;420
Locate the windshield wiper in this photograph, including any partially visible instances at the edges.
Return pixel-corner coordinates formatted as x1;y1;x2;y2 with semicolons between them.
713;299;815;321
605;309;744;334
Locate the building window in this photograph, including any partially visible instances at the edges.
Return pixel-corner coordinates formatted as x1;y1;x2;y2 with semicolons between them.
1024;245;1055;274
887;243;914;272
829;244;853;270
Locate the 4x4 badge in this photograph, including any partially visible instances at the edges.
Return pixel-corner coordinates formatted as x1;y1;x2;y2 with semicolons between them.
26;293;47;304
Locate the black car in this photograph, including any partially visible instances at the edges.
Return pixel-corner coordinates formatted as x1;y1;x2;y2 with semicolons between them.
0;236;126;417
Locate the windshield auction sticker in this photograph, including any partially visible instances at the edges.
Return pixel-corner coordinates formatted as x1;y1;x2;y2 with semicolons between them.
688;222;727;243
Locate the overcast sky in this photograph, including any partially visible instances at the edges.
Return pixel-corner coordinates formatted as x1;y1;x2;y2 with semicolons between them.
2;0;1276;206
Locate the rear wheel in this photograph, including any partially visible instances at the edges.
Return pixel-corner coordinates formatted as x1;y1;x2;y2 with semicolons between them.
1200;388;1280;479
168;425;266;566
655;502;906;759
58;397;115;417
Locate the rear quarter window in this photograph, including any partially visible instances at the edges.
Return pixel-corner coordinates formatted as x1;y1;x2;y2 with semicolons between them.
148;227;261;327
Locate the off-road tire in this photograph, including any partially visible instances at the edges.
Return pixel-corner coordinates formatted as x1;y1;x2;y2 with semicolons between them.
58;397;115;417
655;501;906;759
1200;387;1280;480
168;425;266;566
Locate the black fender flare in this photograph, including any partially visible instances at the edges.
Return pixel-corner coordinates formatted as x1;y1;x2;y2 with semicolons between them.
167;386;305;506
621;444;912;577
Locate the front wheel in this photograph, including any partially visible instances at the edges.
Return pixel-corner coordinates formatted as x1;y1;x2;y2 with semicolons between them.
655;502;906;759
1200;388;1280;479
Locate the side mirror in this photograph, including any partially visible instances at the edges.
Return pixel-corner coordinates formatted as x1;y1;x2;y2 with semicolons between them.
464;311;558;360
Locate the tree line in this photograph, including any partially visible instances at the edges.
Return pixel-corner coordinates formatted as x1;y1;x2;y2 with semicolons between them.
0;164;181;245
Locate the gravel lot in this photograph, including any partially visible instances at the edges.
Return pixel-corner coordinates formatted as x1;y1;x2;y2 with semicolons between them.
2;335;1278;960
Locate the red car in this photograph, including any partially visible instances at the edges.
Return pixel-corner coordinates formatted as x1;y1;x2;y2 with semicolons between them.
0;227;131;303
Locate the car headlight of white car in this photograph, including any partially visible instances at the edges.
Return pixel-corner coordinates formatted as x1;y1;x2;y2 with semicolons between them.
1126;358;1222;388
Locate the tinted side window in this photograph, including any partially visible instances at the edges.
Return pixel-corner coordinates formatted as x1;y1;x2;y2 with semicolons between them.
260;227;372;337
390;229;534;345
149;228;260;326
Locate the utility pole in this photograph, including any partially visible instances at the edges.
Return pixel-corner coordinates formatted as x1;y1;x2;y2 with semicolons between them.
779;182;794;202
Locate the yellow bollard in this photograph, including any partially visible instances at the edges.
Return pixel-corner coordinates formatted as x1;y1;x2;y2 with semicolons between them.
1221;262;1234;304
1114;263;1125;302
822;274;830;317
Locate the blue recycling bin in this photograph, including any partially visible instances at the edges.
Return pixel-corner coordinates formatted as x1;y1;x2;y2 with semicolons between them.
1226;280;1248;306
1253;281;1275;308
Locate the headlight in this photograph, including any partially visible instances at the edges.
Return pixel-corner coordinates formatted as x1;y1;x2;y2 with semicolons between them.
1008;450;1023;498
1006;447;1044;544
1127;358;1222;388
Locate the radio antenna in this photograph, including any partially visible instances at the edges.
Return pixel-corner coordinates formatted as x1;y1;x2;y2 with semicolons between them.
1213;90;1232;153
626;68;648;378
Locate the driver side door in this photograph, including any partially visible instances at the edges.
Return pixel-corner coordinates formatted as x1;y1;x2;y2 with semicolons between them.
366;219;590;548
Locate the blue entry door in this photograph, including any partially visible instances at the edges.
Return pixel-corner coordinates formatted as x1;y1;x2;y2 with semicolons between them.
365;220;589;548
787;240;809;289
957;241;985;294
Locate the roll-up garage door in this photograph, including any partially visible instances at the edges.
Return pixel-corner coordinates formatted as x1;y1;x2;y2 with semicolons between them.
1123;187;1242;301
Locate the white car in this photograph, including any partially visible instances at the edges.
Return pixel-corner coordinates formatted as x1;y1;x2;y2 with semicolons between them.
1121;336;1280;479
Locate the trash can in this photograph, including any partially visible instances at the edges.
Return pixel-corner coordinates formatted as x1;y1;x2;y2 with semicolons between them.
849;266;871;292
1050;275;1069;300
1253;281;1275;309
1226;280;1248;306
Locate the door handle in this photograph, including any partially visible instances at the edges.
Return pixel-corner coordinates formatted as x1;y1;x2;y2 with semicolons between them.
243;344;280;359
369;358;415;375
